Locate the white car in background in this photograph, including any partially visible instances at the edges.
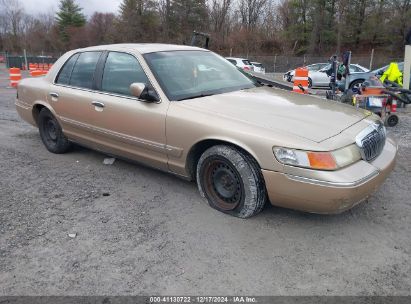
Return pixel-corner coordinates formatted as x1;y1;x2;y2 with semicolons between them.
226;57;254;71
283;63;328;82
285;63;369;88
251;62;265;74
309;63;369;88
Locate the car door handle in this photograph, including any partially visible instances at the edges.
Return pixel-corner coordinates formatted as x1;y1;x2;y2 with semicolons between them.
49;92;59;98
91;101;105;108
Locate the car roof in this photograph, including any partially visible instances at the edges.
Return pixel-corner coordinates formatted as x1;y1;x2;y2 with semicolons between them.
226;57;249;61
251;62;262;64
75;43;207;54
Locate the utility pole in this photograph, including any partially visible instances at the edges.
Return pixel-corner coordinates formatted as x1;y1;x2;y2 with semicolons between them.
369;49;374;70
23;49;28;71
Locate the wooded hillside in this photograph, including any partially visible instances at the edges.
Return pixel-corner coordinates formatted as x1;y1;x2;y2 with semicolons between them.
0;0;410;56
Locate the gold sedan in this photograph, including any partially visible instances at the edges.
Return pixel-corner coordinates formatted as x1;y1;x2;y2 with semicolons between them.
15;44;397;218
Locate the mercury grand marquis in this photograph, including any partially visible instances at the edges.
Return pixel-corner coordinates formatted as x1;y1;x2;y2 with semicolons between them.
15;44;397;218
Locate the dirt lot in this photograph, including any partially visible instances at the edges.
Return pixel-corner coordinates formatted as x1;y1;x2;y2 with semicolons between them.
0;66;410;296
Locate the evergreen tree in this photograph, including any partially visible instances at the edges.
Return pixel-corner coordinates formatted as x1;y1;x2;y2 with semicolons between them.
170;0;208;43
118;0;159;42
56;0;86;44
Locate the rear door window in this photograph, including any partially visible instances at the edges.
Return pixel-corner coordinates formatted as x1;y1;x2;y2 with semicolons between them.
101;52;150;96
56;53;79;85
350;65;361;72
69;52;102;89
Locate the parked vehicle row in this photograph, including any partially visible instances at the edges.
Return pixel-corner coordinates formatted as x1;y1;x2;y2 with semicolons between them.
16;44;397;218
226;57;265;74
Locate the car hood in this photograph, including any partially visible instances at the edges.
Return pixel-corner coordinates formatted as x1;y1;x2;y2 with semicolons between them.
178;86;370;143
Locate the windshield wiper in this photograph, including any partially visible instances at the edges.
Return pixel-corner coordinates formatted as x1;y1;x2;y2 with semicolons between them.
177;93;215;101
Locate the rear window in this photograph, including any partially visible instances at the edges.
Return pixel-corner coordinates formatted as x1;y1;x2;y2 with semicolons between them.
69;52;102;89
56;53;79;85
242;60;251;65
252;63;263;68
350;65;362;72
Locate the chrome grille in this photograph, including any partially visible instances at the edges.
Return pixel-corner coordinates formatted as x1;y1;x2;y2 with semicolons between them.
355;121;386;161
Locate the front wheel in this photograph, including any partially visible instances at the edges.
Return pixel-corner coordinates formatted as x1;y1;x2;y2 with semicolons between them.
385;114;399;127
196;145;267;218
38;108;71;153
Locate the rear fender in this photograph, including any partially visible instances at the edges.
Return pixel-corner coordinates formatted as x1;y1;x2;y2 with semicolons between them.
32;101;59;126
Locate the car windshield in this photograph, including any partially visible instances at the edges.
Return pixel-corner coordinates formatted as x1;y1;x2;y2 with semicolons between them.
144;51;256;101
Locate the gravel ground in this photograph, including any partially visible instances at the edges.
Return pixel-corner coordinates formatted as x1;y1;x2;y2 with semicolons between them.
0;66;410;296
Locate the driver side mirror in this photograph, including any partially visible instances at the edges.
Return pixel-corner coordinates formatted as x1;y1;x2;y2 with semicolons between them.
130;83;159;102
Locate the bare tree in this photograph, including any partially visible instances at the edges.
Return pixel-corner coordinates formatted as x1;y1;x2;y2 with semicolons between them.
87;12;116;45
0;0;26;52
209;0;231;33
238;0;267;29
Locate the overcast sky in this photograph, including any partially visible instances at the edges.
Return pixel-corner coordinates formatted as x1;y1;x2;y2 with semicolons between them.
22;0;123;17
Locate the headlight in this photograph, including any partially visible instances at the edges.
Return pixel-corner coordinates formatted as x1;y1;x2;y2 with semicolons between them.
273;144;361;170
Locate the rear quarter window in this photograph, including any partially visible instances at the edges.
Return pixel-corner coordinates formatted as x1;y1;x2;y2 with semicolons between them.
56;53;79;85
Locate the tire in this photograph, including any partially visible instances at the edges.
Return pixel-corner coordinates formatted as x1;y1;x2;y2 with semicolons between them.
385;114;399;127
349;79;364;90
38;108;71;153
196;145;267;218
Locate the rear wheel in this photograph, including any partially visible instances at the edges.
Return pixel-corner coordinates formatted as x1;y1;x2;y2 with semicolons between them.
349;79;364;90
196;145;267;218
38;108;71;153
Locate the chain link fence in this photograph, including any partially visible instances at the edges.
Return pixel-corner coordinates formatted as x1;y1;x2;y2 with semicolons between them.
242;55;404;73
0;51;6;64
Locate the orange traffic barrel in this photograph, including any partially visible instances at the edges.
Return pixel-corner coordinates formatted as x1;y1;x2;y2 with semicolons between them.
31;70;44;77
29;63;36;70
48;63;53;69
9;68;22;88
293;67;309;94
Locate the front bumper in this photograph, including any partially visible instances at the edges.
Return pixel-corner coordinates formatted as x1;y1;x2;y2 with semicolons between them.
262;137;397;214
